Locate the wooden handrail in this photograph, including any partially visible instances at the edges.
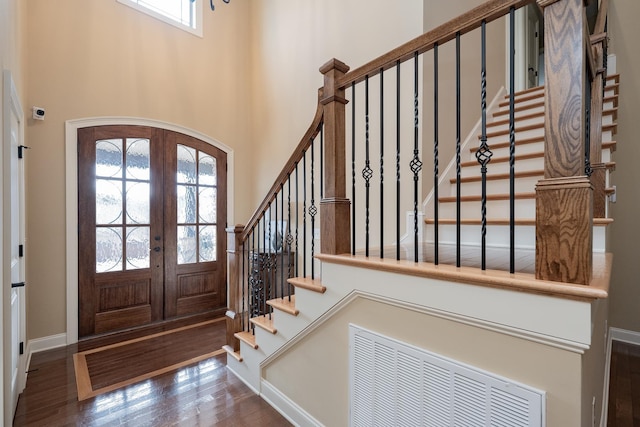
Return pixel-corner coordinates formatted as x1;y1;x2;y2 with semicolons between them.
338;0;535;88
240;90;325;242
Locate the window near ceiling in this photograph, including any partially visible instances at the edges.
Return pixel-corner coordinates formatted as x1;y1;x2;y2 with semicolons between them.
117;0;203;37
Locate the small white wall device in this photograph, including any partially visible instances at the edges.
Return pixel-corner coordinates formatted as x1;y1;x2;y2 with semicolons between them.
32;106;45;120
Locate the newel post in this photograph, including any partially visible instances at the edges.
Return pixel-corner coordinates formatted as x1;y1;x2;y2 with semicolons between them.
225;225;244;350
536;0;593;285
319;59;351;255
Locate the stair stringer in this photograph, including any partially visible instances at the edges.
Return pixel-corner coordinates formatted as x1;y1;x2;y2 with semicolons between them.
256;259;599;426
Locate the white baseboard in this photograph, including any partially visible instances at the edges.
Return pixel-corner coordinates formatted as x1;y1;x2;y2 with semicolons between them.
261;380;322;427
24;333;68;383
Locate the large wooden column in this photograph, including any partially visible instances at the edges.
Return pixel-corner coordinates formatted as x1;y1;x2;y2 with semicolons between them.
319;59;351;255
225;225;244;350
536;0;593;285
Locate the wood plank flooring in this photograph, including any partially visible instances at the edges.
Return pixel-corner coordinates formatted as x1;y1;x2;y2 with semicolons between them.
608;340;640;426
13;323;291;426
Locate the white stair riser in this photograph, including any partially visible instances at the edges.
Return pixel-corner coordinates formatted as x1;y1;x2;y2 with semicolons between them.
466;140;544;163
450;175;541;197
460;157;543;177
424;223;607;252
494;104;544;119
227;343;265;392
425;223;536;249
438;198;535;219
497;95;544;110
253;325;284;356
485;116;544;134
480;127;544;143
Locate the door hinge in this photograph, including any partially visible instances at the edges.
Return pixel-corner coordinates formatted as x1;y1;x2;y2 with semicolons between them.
19;244;24;257
11;282;25;288
19;342;24;355
18;145;30;159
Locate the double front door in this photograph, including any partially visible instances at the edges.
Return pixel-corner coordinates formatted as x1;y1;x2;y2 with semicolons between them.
78;125;227;338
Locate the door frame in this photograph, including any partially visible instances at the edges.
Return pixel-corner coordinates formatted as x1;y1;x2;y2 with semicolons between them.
65;117;234;344
3;69;27;425
506;4;542;93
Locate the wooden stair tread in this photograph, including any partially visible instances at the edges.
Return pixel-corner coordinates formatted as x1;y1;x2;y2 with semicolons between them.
288;277;326;293
234;331;258;349
461;151;543;168
439;192;536;203
424;217;614;225
450;169;543;184
502;85;544;98
267;296;299;316
482;122;543;139
498;90;544;107
606;73;620;83
250;314;277;334
493;100;544;117
602;140;616;152
489;110;544;127
222;345;243;362
470;135;544;153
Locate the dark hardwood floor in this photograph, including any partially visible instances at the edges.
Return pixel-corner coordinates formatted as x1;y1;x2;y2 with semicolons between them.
608;340;640;427
14;327;639;425
13;323;291;426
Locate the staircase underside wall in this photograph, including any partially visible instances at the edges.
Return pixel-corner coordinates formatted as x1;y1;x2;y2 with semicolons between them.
263;296;583;425
261;262;603;426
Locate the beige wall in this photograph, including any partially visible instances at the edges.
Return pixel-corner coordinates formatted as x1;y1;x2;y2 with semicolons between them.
248;0;423;206
264;296;584;426
421;0;506;201
607;1;640;332
25;0;252;339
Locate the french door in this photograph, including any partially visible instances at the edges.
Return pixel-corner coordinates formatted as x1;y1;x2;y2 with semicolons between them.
78;125;227;338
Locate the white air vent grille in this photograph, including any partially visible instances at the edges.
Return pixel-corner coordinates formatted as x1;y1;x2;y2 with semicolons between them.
349;325;545;427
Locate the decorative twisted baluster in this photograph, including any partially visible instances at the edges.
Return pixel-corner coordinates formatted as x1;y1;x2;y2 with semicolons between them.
396;60;401;261
309;140;317;279
433;43;439;265
362;76;372;257
475;21;492;270
411;52;423;263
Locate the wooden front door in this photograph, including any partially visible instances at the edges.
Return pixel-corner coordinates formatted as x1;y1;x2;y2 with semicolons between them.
78;125;227;338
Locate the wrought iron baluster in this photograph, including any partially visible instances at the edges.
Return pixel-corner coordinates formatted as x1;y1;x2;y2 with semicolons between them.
287;176;293;301
509;8;516;274
363;75;372;257
302;152;307;278
351;82;357;256
241;240;246;331
475;21;492;271
585;69;592;177
266;206;273;318
250;227;257;333
455;32;461;268
411;52;423;263
279;184;284;300
433;43;439;265
320;127;324;199
295;163;299;278
310;139;317;279
380;68;385;259
396;60;401;262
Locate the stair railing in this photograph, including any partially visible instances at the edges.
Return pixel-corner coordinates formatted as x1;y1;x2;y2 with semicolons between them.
227;0;607;349
226;91;325;351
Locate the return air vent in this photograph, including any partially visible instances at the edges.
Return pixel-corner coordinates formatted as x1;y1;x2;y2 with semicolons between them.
349;325;545;426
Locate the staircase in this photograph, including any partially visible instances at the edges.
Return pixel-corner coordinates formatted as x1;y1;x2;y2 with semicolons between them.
223;0;616;424
422;75;619;259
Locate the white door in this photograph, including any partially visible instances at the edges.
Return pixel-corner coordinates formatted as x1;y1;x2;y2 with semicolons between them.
3;70;26;421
